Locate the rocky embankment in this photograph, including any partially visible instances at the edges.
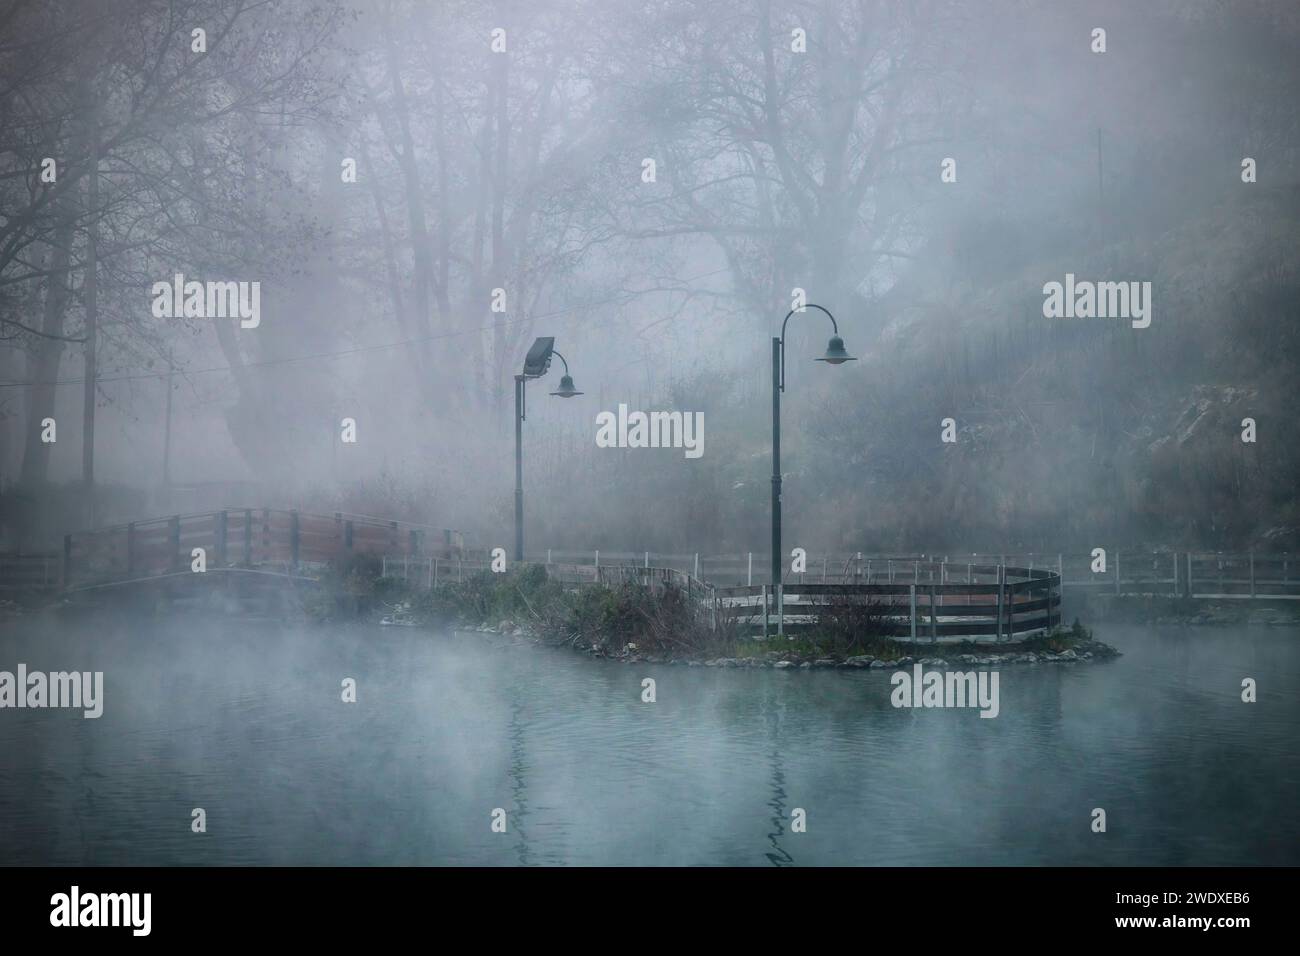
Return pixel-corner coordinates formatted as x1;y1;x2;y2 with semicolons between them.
461;619;1120;670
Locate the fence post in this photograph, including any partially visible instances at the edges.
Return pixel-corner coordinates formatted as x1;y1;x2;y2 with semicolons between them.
888;559;894;584
1005;569;1013;639
595;550;600;571
930;583;937;642
433;557;439;589
822;557;828;582
747;552;753;586
762;584;770;638
290;511;300;570
1058;553;1063;588
777;584;784;637
1249;552;1256;598
694;553;699;579
995;566;1004;642
644;551;649;569
547;549;552;565
216;511;228;568
1187;552;1193;597
909;584;917;641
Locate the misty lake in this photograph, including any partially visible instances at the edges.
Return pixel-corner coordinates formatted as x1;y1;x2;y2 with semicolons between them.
1;614;1297;866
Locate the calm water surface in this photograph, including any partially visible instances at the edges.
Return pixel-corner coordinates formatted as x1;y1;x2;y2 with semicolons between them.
1;612;1296;865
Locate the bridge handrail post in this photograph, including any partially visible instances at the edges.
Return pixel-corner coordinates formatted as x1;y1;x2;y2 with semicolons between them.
169;516;181;572
216;511;228;568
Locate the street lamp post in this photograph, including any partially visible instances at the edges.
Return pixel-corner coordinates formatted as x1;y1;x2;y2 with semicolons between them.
514;337;582;563
771;304;856;633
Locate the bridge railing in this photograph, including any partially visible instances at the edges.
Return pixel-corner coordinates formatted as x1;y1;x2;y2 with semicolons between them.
60;509;465;588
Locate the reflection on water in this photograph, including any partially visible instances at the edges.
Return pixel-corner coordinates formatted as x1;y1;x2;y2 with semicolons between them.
1;611;1297;866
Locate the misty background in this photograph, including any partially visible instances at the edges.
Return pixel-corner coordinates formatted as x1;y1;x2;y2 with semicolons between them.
2;0;1298;556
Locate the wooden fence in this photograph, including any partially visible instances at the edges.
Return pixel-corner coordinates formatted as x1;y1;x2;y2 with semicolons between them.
716;562;1060;640
516;549;1300;599
381;555;1054;642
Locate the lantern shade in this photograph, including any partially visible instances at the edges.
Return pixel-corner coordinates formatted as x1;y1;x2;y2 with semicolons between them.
550;374;583;397
816;335;856;364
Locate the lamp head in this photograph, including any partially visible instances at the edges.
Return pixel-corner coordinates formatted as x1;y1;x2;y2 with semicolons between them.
550;374;583;398
816;335;856;365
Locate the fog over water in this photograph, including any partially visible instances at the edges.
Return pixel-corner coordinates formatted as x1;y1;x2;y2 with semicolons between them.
1;0;1298;876
2;614;1295;866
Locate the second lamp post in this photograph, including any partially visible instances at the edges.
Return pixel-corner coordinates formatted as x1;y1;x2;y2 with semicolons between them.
771;304;856;629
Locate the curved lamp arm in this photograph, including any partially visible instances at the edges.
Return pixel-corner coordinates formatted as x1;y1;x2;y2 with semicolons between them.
551;349;571;377
778;303;840;392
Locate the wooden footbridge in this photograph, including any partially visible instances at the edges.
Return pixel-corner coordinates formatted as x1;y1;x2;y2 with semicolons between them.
7;509;465;593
